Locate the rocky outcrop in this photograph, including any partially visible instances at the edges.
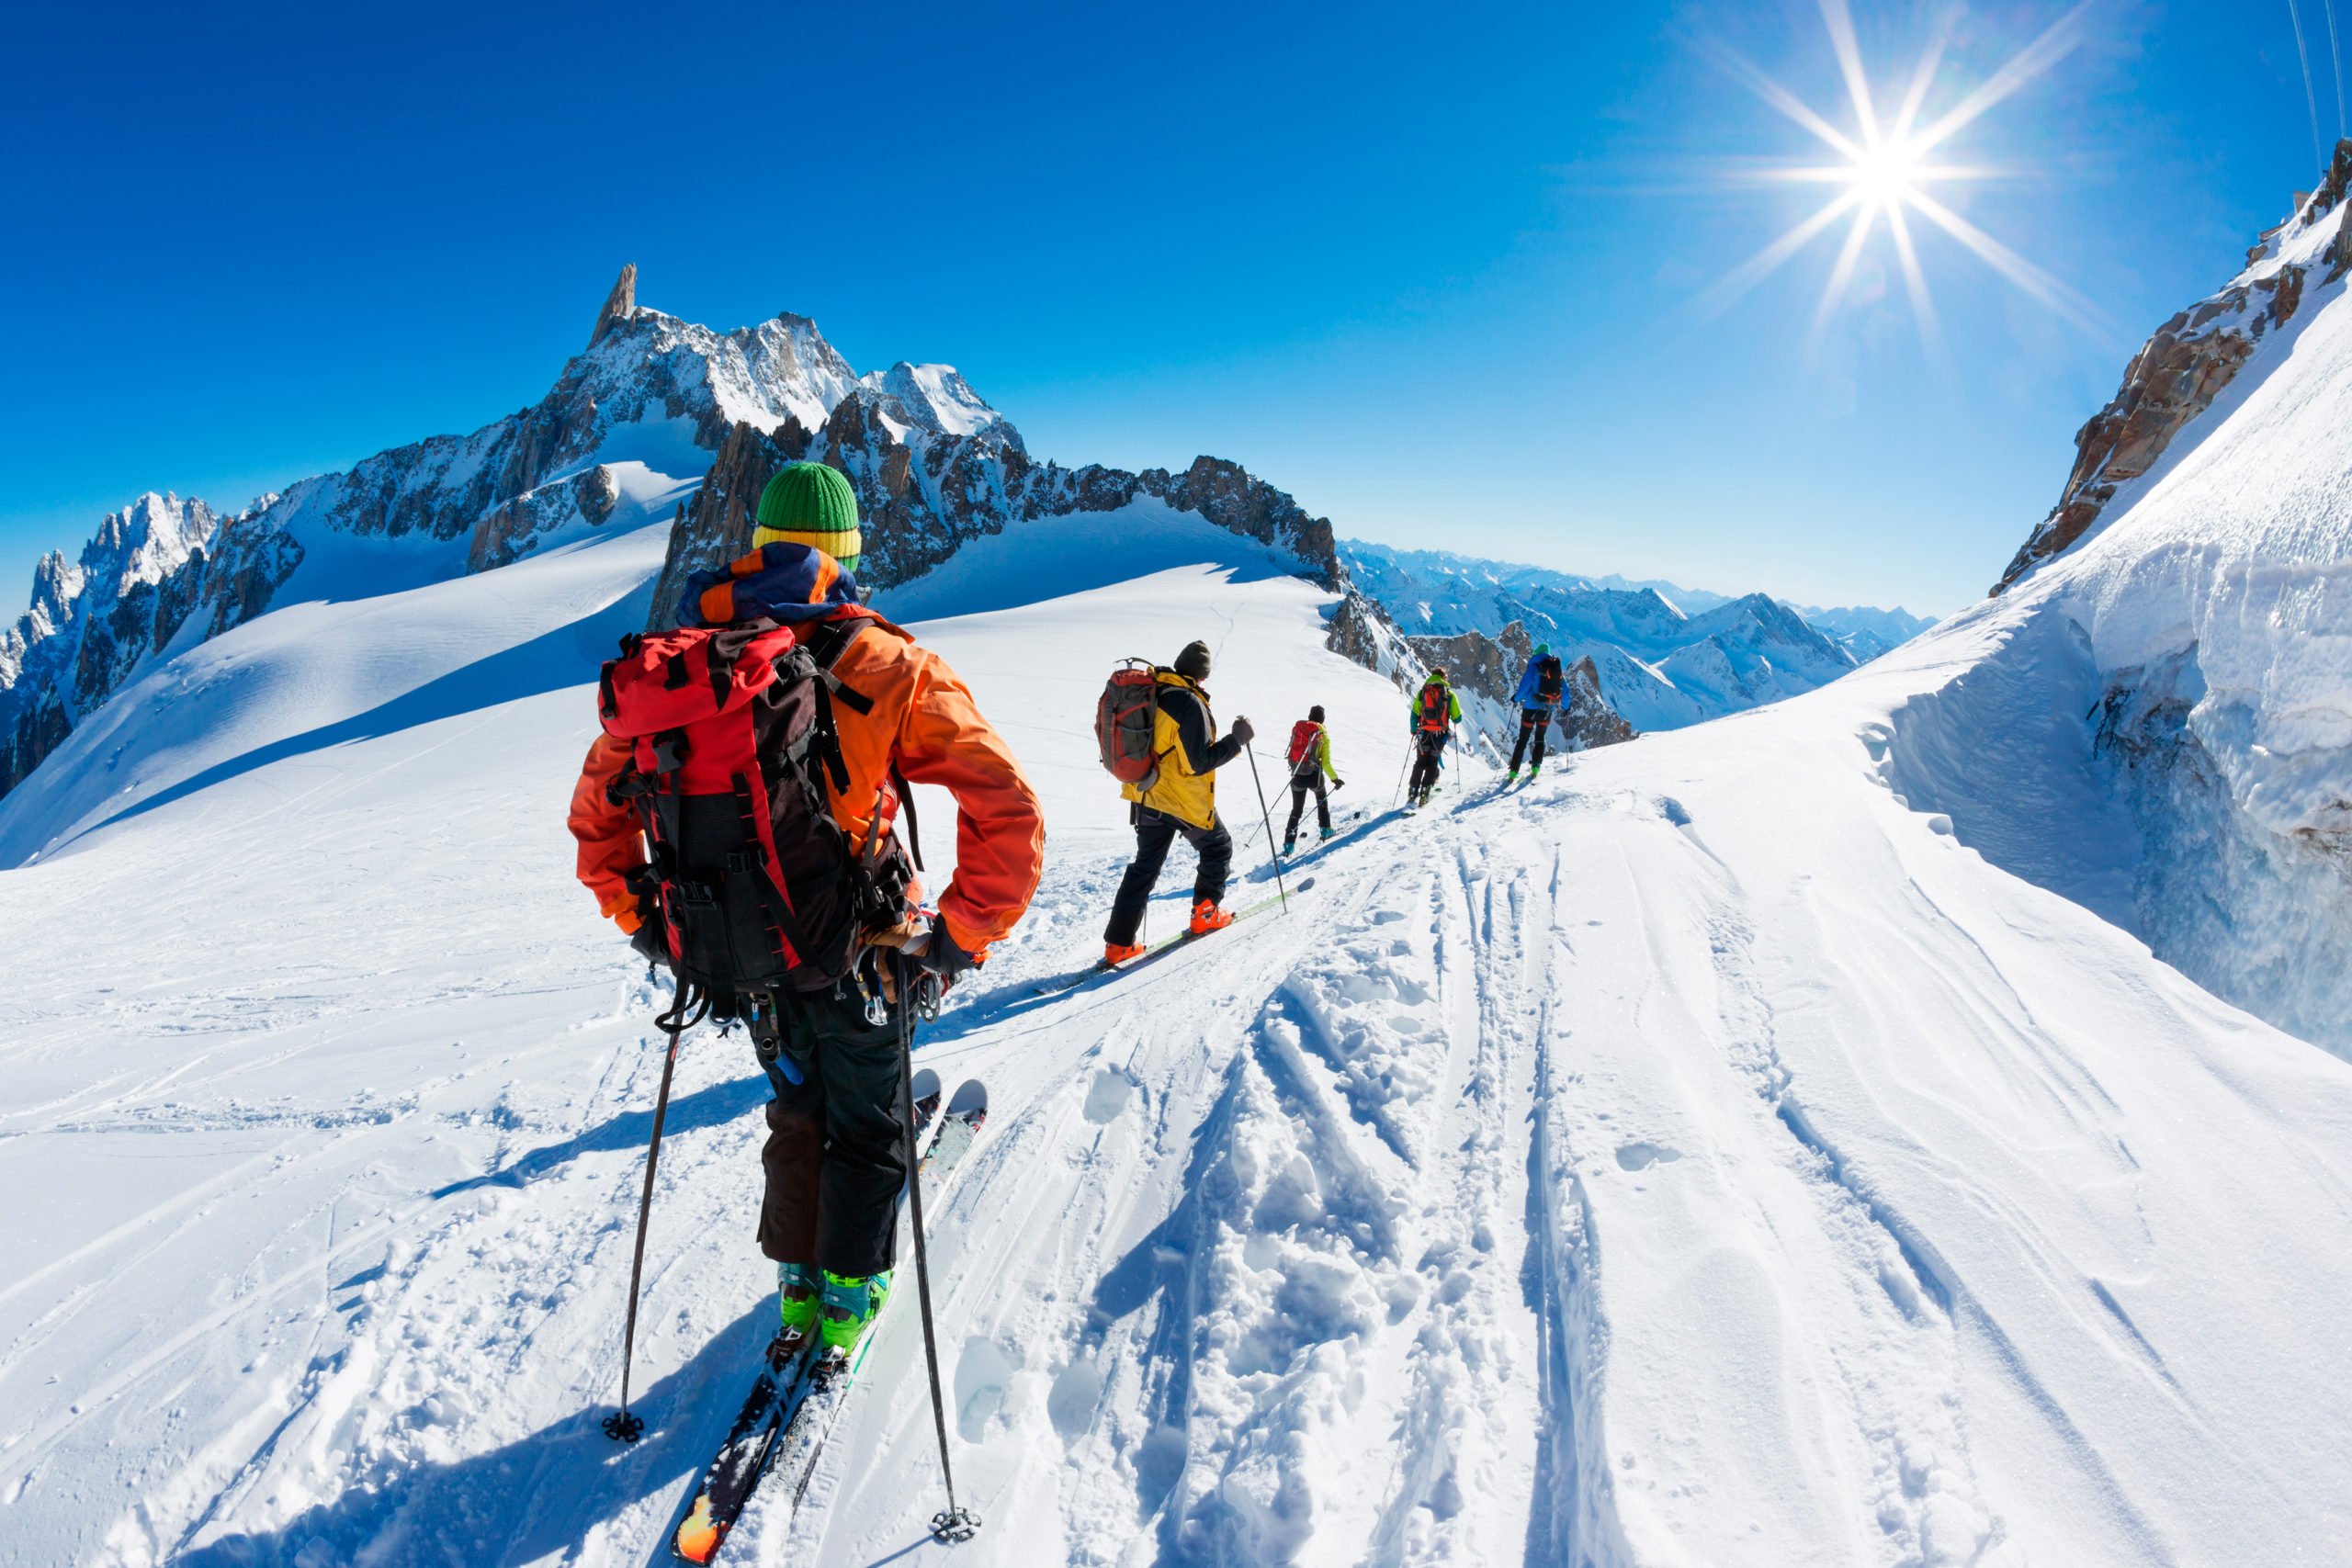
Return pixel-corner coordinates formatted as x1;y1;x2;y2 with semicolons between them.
1996;138;2352;593
1559;655;1636;750
1408;623;1528;708
590;263;637;347
643;415;1347;629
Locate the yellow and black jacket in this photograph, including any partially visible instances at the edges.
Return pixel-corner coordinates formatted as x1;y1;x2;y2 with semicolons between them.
1120;670;1241;829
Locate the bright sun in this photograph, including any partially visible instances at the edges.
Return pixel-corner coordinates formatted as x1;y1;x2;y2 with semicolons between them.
1702;0;2100;349
1846;139;1924;210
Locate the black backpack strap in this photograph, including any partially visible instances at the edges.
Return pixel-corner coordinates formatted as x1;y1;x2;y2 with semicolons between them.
890;762;924;873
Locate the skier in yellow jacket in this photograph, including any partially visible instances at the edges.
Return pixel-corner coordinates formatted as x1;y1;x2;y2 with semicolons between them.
1102;640;1254;964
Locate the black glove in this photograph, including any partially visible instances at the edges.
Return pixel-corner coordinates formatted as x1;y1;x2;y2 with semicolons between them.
1332;777;1346;789
624;869;671;969
913;914;982;977
1230;716;1256;747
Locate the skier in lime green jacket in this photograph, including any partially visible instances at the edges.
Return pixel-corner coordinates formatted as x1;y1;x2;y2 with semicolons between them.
1406;670;1462;807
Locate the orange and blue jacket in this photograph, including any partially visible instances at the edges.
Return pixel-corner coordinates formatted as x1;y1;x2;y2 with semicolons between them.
568;543;1045;959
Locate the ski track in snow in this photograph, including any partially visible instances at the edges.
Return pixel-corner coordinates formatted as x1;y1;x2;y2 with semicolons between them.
3;529;2349;1567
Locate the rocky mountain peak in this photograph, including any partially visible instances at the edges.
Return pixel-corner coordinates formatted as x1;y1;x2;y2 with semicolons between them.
1996;139;2352;593
589;263;637;348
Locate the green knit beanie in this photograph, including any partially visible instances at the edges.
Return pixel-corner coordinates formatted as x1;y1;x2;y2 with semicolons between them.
753;462;862;568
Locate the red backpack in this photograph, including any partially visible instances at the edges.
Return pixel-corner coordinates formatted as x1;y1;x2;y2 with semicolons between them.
1287;719;1320;767
1417;682;1451;732
1096;660;1164;790
597;616;910;995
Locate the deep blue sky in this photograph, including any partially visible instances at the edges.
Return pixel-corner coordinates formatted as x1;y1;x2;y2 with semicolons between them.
1;1;2340;614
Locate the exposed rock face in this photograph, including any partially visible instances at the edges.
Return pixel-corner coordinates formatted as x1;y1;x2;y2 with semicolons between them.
1996;137;2352;593
590;263;637;347
1408;623;1526;708
1560;655;1636;750
643;406;1345;629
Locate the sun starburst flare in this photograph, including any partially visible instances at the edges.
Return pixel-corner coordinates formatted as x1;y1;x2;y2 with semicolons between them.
1699;0;2103;355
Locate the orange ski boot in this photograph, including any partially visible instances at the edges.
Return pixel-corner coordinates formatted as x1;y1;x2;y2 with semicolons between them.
1103;941;1148;966
1188;898;1236;936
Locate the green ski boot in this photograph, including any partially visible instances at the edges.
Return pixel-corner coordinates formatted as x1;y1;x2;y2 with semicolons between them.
778;1261;821;1335
819;1269;892;1352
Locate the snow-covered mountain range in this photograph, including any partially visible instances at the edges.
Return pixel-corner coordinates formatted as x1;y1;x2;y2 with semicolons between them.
1342;541;1935;738
0;266;1350;808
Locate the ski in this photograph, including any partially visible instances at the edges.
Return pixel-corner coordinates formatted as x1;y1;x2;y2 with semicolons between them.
1031;881;1311;996
765;1080;989;1529
669;1070;956;1564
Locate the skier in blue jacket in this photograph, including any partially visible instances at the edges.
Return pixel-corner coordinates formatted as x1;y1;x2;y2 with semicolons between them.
1508;645;1567;781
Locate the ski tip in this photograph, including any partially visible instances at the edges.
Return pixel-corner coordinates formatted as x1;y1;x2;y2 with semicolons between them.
1297;875;1317;891
910;1066;941;1102
673;1496;722;1562
944;1078;988;1116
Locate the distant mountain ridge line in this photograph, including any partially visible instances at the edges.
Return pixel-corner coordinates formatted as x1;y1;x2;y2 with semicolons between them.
1337;539;1934;741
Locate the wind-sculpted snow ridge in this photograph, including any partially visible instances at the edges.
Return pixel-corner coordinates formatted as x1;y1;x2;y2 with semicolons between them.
1915;144;2352;1052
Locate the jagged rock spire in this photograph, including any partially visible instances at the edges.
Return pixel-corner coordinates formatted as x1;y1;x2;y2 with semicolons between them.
590;264;637;348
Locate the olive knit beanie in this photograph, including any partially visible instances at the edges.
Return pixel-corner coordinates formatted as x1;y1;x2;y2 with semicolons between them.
752;462;862;568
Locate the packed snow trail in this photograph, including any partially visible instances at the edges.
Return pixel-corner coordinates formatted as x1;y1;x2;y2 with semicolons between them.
3;519;2350;1565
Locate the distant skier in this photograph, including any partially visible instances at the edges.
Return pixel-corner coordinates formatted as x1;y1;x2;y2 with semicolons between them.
1102;640;1254;964
1282;705;1342;855
1507;644;1567;782
1406;668;1461;808
570;460;1044;1358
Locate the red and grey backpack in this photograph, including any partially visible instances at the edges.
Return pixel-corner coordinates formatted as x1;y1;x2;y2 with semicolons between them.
1417;681;1451;732
1096;659;1164;790
1533;655;1566;705
1287;719;1321;768
597;615;912;997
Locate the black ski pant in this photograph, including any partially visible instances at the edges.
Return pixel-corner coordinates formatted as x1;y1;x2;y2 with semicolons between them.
757;980;910;1280
1408;732;1448;801
1509;707;1553;772
1104;805;1231;946
1284;771;1331;839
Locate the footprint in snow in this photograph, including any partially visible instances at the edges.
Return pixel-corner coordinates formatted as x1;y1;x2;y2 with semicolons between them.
1615;1142;1683;1172
1083;1068;1136;1124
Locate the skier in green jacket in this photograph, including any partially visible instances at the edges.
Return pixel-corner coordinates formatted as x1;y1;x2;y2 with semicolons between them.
1406;671;1462;807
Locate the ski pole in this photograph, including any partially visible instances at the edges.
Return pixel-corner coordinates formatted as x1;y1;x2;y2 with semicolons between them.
895;955;980;1543
1393;737;1411;807
1243;744;1288;911
604;980;708;1444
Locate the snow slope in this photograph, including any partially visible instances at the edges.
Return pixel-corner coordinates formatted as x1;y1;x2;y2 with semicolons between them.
3;513;2348;1567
